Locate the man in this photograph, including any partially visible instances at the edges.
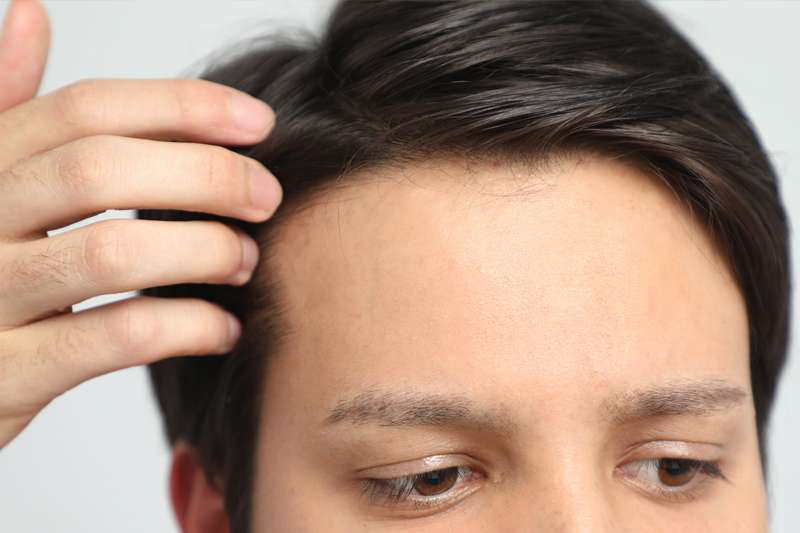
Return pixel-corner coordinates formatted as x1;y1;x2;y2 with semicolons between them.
0;1;791;531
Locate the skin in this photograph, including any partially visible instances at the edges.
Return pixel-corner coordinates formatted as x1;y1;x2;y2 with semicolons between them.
235;154;766;532
244;154;766;532
178;153;767;532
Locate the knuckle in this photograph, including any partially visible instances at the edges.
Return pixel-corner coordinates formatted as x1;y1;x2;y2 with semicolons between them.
81;220;134;283
206;302;236;352
53;78;106;128
102;298;160;356
189;299;232;352
220;223;246;278
198;145;247;204
168;79;230;130
168;80;202;125
204;221;244;280
212;308;234;351
54;136;112;193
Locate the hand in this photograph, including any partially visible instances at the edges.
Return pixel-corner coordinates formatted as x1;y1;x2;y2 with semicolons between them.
0;0;282;449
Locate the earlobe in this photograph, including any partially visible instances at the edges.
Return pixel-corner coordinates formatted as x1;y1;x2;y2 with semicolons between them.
169;441;230;533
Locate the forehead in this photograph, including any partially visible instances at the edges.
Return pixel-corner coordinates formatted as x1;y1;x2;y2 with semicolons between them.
263;153;749;410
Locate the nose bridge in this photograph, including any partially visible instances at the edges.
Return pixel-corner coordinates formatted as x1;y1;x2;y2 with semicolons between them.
511;447;620;533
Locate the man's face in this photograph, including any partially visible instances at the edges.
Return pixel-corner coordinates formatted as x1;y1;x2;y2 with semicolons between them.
250;154;765;531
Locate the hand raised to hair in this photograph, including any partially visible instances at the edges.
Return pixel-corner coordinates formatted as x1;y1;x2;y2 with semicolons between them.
0;0;282;449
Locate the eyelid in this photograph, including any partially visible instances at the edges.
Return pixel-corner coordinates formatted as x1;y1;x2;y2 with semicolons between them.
619;440;725;462
360;463;485;517
616;458;724;503
357;454;476;479
615;440;729;504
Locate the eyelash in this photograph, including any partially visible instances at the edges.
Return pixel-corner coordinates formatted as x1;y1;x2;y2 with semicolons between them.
361;457;726;512
361;465;480;510
616;458;727;503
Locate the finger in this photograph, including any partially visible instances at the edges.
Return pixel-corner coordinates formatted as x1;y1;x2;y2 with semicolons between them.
0;295;241;423
0;0;50;111
0;134;282;239
0;78;275;169
28;304;73;323
0;219;260;327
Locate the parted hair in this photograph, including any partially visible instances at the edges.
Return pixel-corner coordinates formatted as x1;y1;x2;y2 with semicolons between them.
138;1;792;531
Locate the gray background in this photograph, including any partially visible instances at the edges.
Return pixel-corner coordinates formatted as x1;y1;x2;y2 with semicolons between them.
0;1;797;531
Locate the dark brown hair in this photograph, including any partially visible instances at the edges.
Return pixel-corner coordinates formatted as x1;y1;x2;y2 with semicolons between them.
138;1;792;531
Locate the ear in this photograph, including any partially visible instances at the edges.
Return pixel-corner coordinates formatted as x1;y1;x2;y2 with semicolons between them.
169;441;230;533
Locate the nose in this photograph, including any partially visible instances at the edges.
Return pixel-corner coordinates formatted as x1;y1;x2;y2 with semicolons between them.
496;460;620;533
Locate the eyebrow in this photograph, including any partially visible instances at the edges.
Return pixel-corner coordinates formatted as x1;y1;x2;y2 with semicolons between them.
322;379;747;433
602;379;748;424
323;389;518;435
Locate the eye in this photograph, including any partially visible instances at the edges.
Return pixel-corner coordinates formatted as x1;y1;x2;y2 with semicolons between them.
658;458;703;486
410;467;460;495
617;458;727;502
361;465;483;514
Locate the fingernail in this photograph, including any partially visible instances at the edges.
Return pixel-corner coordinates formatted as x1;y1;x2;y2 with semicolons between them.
235;230;259;285
248;159;282;217
228;91;275;135
225;312;242;348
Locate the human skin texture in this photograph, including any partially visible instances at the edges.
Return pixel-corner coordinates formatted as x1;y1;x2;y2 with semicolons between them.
243;153;766;532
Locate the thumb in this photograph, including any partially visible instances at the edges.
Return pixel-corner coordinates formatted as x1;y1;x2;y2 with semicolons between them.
0;0;50;112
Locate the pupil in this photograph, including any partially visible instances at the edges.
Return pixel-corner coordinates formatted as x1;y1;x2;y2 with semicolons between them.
413;467;459;496
423;471;443;485
658;459;696;487
663;459;688;476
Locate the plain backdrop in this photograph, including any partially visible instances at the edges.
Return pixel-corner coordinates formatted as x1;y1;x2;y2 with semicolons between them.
0;1;797;532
